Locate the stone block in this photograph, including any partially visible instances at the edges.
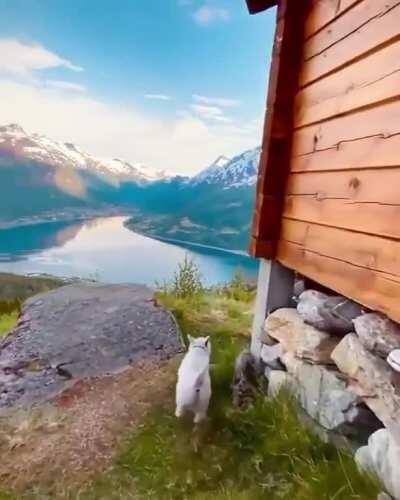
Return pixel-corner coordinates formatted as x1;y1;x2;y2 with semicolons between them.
266;308;339;364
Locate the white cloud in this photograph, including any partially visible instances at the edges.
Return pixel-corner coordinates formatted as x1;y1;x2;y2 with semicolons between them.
193;6;230;26
0;38;83;77
144;94;172;101
0;79;260;174
193;94;240;108
45;80;86;92
190;103;232;123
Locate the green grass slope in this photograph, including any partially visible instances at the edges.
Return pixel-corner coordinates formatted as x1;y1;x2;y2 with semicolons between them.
0;272;379;499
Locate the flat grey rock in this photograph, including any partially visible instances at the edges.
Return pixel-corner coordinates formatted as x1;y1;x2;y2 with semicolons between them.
0;283;181;411
281;351;381;438
332;334;400;433
353;313;400;358
297;290;363;335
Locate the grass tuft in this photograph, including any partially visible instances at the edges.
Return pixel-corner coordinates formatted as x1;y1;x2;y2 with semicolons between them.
0;311;19;337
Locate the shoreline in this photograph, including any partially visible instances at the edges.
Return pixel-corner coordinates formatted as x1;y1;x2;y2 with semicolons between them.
123;222;252;258
0;208;135;231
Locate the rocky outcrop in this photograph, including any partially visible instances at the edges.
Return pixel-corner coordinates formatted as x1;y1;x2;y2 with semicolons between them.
281;352;380;436
353;313;400;358
265;308;339;364
332;334;400;433
356;428;400;500
0;283;181;412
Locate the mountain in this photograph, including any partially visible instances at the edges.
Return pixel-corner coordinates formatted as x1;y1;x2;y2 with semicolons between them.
0;124;169;183
125;149;261;250
191;148;260;188
0;124;260;250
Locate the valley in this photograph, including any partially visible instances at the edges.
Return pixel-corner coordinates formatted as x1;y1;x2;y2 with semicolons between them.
0;124;260;251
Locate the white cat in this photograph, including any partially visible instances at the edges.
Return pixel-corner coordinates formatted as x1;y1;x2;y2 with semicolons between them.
175;335;211;423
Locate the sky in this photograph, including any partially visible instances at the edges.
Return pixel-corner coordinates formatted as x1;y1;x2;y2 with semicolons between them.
0;0;276;174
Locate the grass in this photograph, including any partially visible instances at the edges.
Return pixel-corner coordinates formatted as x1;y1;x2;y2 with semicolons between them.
0;272;64;301
0;276;380;499
0;270;65;338
97;289;378;500
0;310;19;337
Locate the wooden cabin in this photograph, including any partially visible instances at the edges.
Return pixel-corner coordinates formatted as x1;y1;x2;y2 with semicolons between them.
246;0;400;355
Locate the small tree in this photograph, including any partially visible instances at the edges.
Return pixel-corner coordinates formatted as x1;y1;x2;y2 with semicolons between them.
226;268;253;302
172;255;203;299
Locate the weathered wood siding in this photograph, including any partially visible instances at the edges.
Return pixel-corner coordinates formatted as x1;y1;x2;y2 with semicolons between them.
253;0;400;322
280;0;400;321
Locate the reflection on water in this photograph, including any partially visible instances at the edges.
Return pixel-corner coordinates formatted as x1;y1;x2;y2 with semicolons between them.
0;217;259;286
0;220;84;260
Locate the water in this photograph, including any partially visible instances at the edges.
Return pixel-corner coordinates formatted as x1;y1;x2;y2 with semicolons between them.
0;217;259;286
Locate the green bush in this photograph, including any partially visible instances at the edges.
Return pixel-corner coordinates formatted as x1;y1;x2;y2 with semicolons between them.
158;255;203;299
218;269;254;303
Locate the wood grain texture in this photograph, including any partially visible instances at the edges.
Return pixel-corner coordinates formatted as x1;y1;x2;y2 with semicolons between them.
277;240;400;322
295;41;400;127
283;196;400;239
300;2;400;85
304;0;400;60
304;0;361;38
286;168;400;205
280;218;400;280
291;134;400;172
292;99;400;157
284;168;400;240
250;0;307;257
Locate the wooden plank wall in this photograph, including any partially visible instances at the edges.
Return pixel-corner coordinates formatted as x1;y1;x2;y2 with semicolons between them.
275;0;400;322
250;0;309;256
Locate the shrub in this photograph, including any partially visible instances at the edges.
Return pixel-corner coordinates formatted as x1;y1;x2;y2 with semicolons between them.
158;255;203;299
223;269;254;303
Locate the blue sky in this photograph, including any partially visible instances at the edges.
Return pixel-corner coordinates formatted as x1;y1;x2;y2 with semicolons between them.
0;0;276;173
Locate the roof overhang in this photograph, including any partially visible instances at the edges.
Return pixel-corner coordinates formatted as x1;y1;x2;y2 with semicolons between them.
245;0;278;14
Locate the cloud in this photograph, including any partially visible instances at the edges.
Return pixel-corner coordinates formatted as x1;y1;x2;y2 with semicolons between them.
0;38;83;77
144;94;172;101
0;79;260;174
190;103;232;123
45;80;86;92
193;6;230;26
193;94;240;108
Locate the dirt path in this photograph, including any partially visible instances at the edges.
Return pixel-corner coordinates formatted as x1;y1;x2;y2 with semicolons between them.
0;355;179;494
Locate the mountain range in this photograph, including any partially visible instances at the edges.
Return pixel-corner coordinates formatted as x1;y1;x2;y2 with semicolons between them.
0;124;260;250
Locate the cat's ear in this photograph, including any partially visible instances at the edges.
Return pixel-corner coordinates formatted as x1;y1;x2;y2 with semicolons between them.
187;335;194;344
204;336;210;346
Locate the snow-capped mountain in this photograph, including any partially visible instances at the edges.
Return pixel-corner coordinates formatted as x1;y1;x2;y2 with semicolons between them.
0;124;261;188
0;124;261;250
191;147;261;188
0;124;169;183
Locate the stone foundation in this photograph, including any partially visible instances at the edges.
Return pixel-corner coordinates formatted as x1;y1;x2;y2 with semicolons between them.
259;305;400;500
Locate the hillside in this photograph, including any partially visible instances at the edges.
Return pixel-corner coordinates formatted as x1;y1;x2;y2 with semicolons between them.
0;272;379;499
0;124;260;250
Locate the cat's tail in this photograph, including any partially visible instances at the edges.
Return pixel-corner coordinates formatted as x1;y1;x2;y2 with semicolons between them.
193;367;208;393
176;366;209;409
